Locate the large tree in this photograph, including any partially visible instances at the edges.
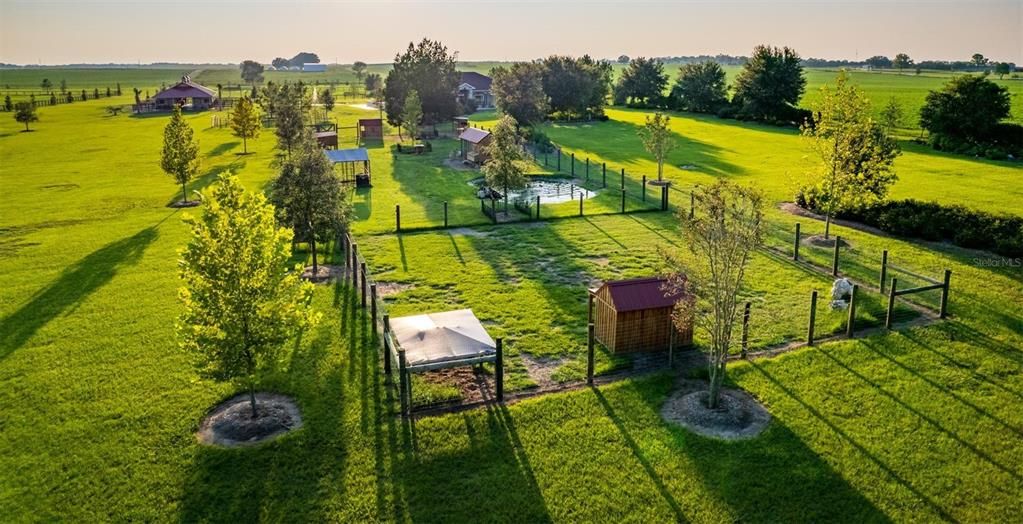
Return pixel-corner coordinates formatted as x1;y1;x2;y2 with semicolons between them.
290;52;320;66
268;83;310;155
540;55;612;118
893;53;913;72
491;62;548;125
865;55;892;69
351;61;368;82
663;181;763;409
13;102;38;131
383;39;459;128
993;62;1012;79
802;72;900;238
161;106;201;204
270;134;353;275
178;174;318;418
670;61;728;113
919;74;1011;142
230;95;260;154
320;88;335;113
271;57;290;69
399;90;423;143
971;53;988;68
482;115;530;212
614;57;667;106
637;112;677;183
240;60;265;84
732;45;806;121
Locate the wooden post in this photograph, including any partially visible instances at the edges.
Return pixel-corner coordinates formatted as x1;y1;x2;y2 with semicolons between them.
602;163;607;188
846;284;858;338
886;278;898;329
585;158;590;182
579;192;584;216
741;302;751;358
689;191;695;219
939;269;952;319
642;175;647;202
571;152;575;176
807;290;818;346
371;283;378;326
383;314;391;375
587;323;595;385
793;224;801;261
587;292;594;324
443;201;448;228
879;250;889;292
351;244;358;288
398;349;408;417
395;204;401;232
495;338;504;402
662;185;668;211
669;326;675;368
557;149;561;171
832;236;841;276
490;198;497;224
360;263;367;308
620;189;626;213
535;195;540;220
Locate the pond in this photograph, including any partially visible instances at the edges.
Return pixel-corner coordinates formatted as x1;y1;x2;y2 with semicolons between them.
470;177;598;204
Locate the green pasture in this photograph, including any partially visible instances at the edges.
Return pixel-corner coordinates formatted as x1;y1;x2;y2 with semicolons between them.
1;83;1021;521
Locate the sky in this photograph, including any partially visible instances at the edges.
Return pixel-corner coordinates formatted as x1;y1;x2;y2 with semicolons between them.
1;0;1020;65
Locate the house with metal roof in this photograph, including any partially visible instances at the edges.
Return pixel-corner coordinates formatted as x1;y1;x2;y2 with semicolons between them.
589;277;693;353
457;71;494;109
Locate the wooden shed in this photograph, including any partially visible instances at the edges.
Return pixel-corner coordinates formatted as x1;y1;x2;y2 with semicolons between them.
458;127;491;164
358;118;383;141
589;277;692;353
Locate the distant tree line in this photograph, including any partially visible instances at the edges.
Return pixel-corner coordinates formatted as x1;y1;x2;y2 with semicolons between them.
270;52;321;70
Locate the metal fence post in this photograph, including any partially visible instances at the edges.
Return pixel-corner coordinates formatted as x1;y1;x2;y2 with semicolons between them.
443;201;448;228
557;149;561;171
886;278;898;329
587;323;595;385
495;338;504;402
620;168;625;190
620;189;626;213
689;191;695;219
940;269;952;318
579;192;584;216
571;152;575;176
602;162;607;188
846;284;858;338
879;250;889;292
807;290;818;346
535;195;540;220
832;236;841;276
395;204;401;232
585;158;590;182
793;224;801;261
490;198;497;224
642;175;647;202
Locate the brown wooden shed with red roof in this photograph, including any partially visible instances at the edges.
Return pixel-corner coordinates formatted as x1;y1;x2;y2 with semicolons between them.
589;276;693;353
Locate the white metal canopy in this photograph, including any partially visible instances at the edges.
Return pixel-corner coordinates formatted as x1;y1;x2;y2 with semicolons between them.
389;309;496;372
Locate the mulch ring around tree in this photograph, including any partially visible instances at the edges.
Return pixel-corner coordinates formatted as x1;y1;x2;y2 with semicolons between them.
168;200;201;208
661;380;771;440
196;393;303;447
301;264;345;283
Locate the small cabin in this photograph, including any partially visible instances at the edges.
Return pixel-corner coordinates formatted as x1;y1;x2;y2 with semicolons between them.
358;118;383;141
590;277;693;353
314;131;338;149
458;127;491;164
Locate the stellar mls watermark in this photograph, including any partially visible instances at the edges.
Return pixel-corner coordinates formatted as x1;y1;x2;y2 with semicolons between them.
973;257;1022;267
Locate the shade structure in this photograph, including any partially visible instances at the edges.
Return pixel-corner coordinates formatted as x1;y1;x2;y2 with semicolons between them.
325;148;370;163
390;309;496;372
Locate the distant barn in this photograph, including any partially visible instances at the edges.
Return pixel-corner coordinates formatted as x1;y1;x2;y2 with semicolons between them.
590;277;693;353
135;76;217;113
302;63;326;72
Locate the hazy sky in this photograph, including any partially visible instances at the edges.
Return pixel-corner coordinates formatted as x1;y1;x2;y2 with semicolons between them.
1;1;1020;65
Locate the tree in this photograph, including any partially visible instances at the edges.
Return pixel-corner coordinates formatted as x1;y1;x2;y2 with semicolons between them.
60;79;67;94
482;115;530;211
670;61;728;113
662;180;763;409
614;57;667;105
731;45;806;121
491;62;548;125
93;88;100;99
49;93;57;105
161;106;201;204
802;72;900;238
3;95;12;111
41;78;52;91
364;72;383;95
865;55;892;69
399;90;423;143
384;39;459;128
321;88;335;113
270;134;353;275
81;89;87;101
879;96;903;135
268;83;310;155
920;74;1011;142
230;95;260;154
240;60;265;84
116;82;122;96
617;55;630;64
994;62;1012;79
178;174;318;418
540;55;612;118
352;61;368;82
971;53;988;68
290;52;319;67
13;102;38;131
893;53;913;72
272;57;290;69
637;113;677;183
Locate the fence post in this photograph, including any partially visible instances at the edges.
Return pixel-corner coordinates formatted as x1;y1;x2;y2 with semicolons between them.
579;192;584;216
395;204;401;232
846;284;858;338
587;292;594;324
642;175;647;202
571;152;575;176
383;314;392;376
371;283;378;326
879;250;889;292
398;349;408;417
939;269;952;319
807;290;818;346
832;236;841;276
741;302;751;358
557;149;561;172
620;189;626;213
689;191;695;219
495;338;504;402
535;195;540;220
360;263;367;309
490;198;497;224
351;244;358;289
793;224;801;261
602;163;607;188
587;323;595;386
886;278;898;329
443;201;448;228
544;149;548;167
620;168;625;190
585;158;590;182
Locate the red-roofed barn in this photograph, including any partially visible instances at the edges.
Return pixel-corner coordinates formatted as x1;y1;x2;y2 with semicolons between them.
590;277;693;353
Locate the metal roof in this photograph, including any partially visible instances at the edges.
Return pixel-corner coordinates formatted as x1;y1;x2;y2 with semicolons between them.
325;148;370;163
390;309;496;368
459;71;493;91
458;127;491;144
153;77;216;99
598;277;685;313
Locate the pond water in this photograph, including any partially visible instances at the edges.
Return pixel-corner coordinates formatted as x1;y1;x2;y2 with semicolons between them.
470;177;597;204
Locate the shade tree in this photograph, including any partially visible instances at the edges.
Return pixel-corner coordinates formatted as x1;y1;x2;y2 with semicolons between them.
230;95;260;154
384;39;459;129
613;57;667;106
161;106;201;204
670;61;728;113
491;62;548;125
731;45;806;123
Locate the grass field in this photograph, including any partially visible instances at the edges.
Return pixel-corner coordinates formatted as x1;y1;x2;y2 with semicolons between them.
1;75;1022;521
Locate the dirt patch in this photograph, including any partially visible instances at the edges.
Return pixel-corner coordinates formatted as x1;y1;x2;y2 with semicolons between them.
520;354;566;390
780;202;890;238
197;393;303;447
422;366;495;403
661;381;771;440
586;256;611;267
648;179;672;186
448;227;490;237
301;264;344;283
802;234;851;248
442;158;478;171
169;200;201;208
39;183;80;191
376;281;415;297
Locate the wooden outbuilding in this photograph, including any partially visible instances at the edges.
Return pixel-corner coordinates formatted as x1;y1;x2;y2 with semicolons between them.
458;127;491;165
358;118;383;141
314;131;338;149
589;277;693;353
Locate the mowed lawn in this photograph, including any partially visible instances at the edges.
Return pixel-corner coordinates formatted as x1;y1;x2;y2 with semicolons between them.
1;80;1022;522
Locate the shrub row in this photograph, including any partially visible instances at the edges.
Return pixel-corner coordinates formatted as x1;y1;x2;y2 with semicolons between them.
617;97;811;128
925;123;1023;161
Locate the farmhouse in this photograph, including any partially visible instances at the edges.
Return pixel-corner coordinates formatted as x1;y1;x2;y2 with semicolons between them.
590;277;693;353
457;72;494;109
137;76;217;112
458;127;491;164
302;63;326;72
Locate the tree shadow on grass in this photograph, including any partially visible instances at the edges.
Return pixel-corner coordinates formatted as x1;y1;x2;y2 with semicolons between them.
0;226;158;359
206;141;240;158
164;160;245;207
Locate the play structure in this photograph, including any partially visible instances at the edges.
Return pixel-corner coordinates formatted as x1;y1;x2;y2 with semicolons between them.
325;148;371;187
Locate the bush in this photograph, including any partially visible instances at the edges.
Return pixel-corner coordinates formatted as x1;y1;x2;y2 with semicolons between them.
526;128;554;153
